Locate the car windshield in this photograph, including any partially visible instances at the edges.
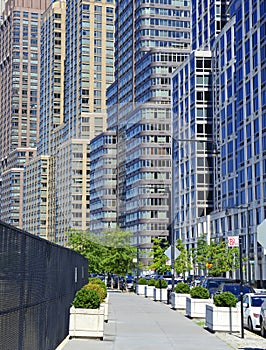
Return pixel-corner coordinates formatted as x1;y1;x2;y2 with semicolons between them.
251;296;266;307
223;285;251;295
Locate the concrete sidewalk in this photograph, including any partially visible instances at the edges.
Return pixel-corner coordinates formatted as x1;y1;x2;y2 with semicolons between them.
59;291;232;350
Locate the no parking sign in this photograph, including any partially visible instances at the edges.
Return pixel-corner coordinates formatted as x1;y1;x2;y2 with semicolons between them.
227;236;239;247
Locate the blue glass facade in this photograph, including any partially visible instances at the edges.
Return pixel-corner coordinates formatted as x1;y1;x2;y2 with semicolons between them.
172;0;266;285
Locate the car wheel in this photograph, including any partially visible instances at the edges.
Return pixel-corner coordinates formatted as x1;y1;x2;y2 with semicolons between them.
247;317;253;332
261;319;266;338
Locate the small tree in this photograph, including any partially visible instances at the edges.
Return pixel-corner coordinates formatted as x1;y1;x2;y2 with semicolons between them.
194;234;210;273
149;238;170;275
67;229;107;273
174;239;192;277
101;229;137;282
195;234;240;277
208;239;240;276
68;228;137;280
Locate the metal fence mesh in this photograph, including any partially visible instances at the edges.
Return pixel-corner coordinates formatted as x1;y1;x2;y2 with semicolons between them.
0;220;88;350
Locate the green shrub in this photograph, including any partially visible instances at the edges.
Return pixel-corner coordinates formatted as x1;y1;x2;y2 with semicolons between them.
174;282;190;294
155;279;168;289
190;286;209;299
88;278;107;296
147;278;157;286
88;277;106;288
213;292;238;307
137;277;147;285
72;288;101;309
83;283;106;302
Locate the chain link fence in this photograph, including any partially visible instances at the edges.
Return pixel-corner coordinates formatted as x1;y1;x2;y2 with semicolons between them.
0;220;88;350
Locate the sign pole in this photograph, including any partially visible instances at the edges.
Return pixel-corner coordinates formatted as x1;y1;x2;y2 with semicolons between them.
239;236;244;338
228;235;244;338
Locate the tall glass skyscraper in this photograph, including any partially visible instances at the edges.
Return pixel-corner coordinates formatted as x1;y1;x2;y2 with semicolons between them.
210;0;266;286
172;0;266;286
104;0;191;264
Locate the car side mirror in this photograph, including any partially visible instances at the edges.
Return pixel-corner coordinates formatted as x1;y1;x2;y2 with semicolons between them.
243;302;248;308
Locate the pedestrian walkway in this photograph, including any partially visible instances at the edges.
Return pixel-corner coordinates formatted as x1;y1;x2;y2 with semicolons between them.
59;291;232;350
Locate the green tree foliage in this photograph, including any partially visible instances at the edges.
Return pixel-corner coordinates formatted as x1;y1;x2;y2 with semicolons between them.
195;234;240;276
67;229;106;273
100;228;136;276
174;239;192;276
149;238;170;275
67;228;136;276
194;234;210;272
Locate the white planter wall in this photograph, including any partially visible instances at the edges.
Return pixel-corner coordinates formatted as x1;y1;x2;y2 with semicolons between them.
145;286;155;298
170;292;190;309
102;294;109;322
69;306;104;339
205;304;241;332
136;284;147;295
153;288;168;302
186;297;213;318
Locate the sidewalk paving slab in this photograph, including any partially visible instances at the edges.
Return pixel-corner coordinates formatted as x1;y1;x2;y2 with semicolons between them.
59;291;242;350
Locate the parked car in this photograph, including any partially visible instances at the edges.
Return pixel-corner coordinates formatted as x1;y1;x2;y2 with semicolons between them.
240;293;266;332
215;283;255;301
260;299;266;337
164;278;183;290
200;277;236;297
126;277;134;291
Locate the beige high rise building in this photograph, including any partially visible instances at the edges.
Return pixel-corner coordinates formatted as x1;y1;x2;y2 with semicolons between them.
0;0;50;228
23;0;115;242
23;0;66;240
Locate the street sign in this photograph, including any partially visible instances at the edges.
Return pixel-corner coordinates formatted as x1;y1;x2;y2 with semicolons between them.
164;246;181;260
257;219;266;248
228;236;239;247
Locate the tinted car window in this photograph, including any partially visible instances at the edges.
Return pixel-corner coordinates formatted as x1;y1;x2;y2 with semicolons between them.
251;296;266;307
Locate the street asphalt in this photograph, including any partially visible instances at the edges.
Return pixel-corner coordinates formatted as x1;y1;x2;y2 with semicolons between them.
57;290;245;350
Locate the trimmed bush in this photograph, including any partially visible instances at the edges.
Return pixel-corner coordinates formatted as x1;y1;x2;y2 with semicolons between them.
155;279;168;289
83;283;106;302
89;277;106;287
88;278;107;297
147;278;157;286
213;292;238;307
174;282;190;294
137;277;147;285
190;285;209;299
72;288;101;309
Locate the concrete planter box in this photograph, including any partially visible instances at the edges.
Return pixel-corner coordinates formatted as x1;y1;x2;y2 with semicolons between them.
69;305;104;339
153;288;168;302
136;284;147;295
205;304;241;332
170;292;190;309
186;297;213;318
102;293;109;323
145;285;155;298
